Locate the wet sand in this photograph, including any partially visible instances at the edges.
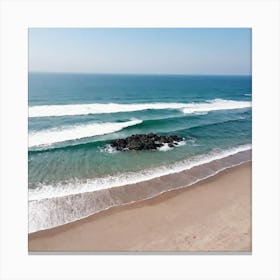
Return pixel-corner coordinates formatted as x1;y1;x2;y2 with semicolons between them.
29;162;251;252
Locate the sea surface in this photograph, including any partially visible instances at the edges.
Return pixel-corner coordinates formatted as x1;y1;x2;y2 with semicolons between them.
28;73;252;232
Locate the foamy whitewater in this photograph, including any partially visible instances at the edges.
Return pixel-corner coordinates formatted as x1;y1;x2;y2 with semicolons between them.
28;73;252;232
29;143;251;201
29;119;142;147
29;99;250;118
29;147;252;233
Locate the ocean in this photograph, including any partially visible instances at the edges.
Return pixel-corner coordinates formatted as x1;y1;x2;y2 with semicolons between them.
28;73;252;232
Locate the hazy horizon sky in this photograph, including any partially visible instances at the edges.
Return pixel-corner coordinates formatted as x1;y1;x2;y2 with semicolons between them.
29;28;251;75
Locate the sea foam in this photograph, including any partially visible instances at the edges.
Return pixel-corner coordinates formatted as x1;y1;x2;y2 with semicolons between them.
29;99;251;118
29;144;252;201
29;119;142;147
29;146;251;233
181;99;251;114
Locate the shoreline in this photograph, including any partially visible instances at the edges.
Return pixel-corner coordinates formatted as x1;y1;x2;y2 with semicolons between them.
29;162;252;252
28;149;251;233
29;145;251;201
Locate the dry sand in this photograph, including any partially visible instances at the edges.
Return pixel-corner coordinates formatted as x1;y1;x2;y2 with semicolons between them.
29;162;251;252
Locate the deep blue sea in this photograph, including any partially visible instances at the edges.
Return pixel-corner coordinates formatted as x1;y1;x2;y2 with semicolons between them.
28;73;252;232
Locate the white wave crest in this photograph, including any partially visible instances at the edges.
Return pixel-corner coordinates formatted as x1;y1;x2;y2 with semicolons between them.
193;111;209;116
29;119;142;147
181;99;251;114
29;99;251;118
29;102;187;117
29;144;252;201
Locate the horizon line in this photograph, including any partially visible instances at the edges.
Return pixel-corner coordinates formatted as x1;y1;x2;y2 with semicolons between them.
29;71;252;76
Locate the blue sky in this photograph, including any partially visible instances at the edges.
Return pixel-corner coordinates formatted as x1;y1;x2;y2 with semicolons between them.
29;28;251;75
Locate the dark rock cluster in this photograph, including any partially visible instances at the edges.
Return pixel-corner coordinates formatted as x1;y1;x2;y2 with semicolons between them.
110;133;184;151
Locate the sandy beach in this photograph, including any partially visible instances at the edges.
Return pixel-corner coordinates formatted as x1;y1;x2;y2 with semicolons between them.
29;162;251;252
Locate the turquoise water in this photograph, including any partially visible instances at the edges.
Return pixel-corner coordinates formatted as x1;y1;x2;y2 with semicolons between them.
28;73;252;193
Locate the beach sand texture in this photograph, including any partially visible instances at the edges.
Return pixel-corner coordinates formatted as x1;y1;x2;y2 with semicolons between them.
29;162;251;252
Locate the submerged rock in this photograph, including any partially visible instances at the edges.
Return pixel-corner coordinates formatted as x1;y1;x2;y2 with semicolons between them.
110;133;184;151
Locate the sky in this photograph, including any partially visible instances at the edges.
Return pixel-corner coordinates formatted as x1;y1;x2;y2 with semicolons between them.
29;28;251;75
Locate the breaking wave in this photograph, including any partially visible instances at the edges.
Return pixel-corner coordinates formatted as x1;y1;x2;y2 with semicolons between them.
29;119;142;147
29;145;251;233
29;144;251;201
181;99;251;114
29;99;251;118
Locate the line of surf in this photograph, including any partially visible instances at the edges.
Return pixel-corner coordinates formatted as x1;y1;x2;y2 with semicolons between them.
28;115;249;152
29;99;251;118
29;119;142;148
181;99;251;114
29;144;252;201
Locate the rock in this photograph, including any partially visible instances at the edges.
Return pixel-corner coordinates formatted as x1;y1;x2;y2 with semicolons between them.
110;133;184;151
127;139;143;150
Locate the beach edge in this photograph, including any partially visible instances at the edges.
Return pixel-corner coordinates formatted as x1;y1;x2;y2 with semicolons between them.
29;162;252;253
